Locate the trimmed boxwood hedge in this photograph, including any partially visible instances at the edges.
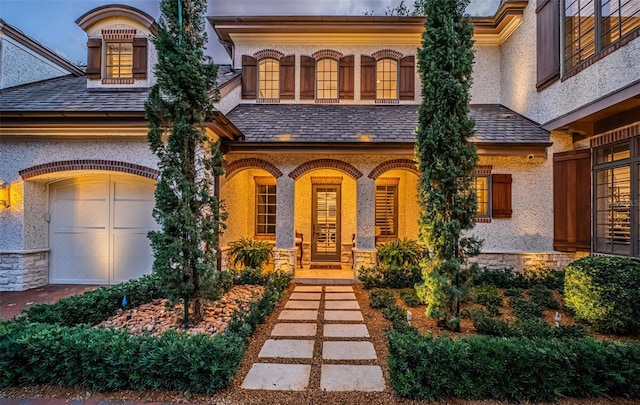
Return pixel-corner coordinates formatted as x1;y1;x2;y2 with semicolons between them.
388;332;640;401
565;256;640;334
0;270;291;393
359;265;423;289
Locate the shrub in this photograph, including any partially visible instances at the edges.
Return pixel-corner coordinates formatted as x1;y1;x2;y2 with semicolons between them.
399;289;422;307
565;256;640;334
387;332;640;401
472;310;588;339
359;265;422;289
0;270;291;393
23;274;162;326
509;297;545;320
504;287;523;297
369;288;396;309
529;284;560;310
233;267;268;286
472;267;565;290
227;237;273;269
473;284;502;307
376;238;424;267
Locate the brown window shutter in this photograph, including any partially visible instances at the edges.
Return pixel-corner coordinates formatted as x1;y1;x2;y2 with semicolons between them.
242;55;257;99
399;55;415;100
339;55;354;100
86;38;102;80
491;174;512;218
300;55;315;100
360;55;376;100
279;55;295;99
132;37;148;79
536;0;560;91
553;149;591;252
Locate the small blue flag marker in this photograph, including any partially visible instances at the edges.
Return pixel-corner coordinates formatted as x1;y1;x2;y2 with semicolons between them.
122;294;127;307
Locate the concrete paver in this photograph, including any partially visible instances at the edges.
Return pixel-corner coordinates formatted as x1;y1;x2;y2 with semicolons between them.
320;365;385;391
324;310;364;321
289;292;322;300
322;341;377;360
325;300;360;310
259;339;314;359
324;292;357;300
323;323;369;338
325;286;353;292
243;363;311;390
294;286;323;292
271;323;317;337
285;300;320;309
278;310;318;320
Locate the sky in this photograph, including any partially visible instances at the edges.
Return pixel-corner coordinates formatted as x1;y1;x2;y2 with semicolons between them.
0;0;500;66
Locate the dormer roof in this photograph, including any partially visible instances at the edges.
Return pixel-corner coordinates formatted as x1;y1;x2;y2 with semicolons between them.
76;4;158;36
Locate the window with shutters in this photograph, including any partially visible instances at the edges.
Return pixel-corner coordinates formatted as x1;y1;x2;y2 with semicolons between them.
255;178;277;236
564;0;640;72
105;42;133;78
375;180;398;237
593;139;640;256
258;58;279;99
473;176;490;218
376;58;398;100
316;58;338;100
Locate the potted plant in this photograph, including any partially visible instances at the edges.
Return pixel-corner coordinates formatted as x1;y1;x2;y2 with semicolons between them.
227;237;273;269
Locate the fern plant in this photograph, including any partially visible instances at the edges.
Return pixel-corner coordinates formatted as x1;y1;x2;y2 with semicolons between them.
377;238;424;267
228;237;273;269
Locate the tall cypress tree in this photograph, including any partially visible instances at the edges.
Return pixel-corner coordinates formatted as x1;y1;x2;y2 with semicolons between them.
145;0;225;326
415;0;480;331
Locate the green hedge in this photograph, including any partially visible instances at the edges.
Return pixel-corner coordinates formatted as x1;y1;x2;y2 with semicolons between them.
0;271;292;393
359;265;422;289
388;332;640;401
565;256;640;334
472;267;565;290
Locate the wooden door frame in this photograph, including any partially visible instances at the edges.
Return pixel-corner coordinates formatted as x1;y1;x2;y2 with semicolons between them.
311;183;342;262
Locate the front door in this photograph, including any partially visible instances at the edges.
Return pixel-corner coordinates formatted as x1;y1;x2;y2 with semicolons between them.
311;184;341;262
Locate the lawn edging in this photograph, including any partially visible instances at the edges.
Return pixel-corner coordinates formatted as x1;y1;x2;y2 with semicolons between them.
0;270;291;393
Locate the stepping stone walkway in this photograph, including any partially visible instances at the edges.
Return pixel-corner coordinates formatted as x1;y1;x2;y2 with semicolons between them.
242;285;385;392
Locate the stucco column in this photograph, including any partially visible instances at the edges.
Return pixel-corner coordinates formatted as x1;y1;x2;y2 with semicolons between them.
354;176;377;272
274;176;296;273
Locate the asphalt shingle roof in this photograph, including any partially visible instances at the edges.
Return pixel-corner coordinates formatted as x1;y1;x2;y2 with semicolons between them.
226;104;550;144
216;64;241;88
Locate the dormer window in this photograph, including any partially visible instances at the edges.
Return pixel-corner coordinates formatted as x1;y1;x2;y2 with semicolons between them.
105;42;133;79
316;58;338;100
258;58;279;99
376;58;398;100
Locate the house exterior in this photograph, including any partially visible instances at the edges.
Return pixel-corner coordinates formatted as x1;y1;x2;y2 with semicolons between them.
0;1;638;291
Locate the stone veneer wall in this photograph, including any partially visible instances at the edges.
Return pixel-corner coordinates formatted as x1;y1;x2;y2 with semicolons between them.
469;251;588;272
0;250;49;291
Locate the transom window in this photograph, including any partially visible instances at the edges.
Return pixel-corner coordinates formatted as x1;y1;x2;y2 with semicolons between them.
105;42;133;78
593;138;640;256
258;58;279;99
316;58;338;100
376;58;398;100
375;180;398;237
473;176;490;217
255;179;276;235
564;0;640;71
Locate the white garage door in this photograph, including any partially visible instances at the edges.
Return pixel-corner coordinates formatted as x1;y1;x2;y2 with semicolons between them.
49;174;157;285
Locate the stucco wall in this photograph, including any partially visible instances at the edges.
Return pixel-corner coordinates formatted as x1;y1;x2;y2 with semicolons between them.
382;169;421;239
215;82;241;115
232;43;500;105
0;37;70;89
0;140;158;251
499;1;640;124
469;132;574;253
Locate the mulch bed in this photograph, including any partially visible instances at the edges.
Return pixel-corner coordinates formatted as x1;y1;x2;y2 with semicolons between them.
1;283;638;405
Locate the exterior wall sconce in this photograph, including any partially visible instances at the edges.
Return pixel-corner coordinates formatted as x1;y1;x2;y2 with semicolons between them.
0;183;10;208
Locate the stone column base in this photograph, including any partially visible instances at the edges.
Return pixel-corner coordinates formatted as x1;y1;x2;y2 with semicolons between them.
0;249;49;291
273;248;296;274
353;249;377;277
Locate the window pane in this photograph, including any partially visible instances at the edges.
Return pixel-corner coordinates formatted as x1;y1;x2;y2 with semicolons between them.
595;166;631;255
258;58;279;99
376;58;398;100
105;42;133;78
473;176;490;217
256;179;277;235
564;0;596;69
316;58;338;100
375;184;397;236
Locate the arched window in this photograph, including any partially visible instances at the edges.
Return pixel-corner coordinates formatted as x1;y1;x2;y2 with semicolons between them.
376;58;398;100
316;58;338;99
258;58;279;99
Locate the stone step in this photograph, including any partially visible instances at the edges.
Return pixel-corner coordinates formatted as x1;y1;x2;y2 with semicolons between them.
294;277;357;285
325;292;357;300
271;323;317;337
325;300;360;310
293;286;323;292
285;300;320;309
323;324;369;338
320;365;385;392
278;310;318;321
243;363;311;391
289;292;322;301
259;339;314;359
325;286;354;292
324;310;364;321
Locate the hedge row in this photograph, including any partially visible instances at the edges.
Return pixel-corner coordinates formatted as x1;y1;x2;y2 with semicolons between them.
0;271;292;393
359;265;422;289
388;332;640;402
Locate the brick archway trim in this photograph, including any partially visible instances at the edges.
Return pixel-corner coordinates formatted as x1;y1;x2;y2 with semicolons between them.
311;49;344;60
253;49;285;61
368;159;418;179
371;49;404;61
224;158;283;179
19;160;160;180
289;159;363;180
